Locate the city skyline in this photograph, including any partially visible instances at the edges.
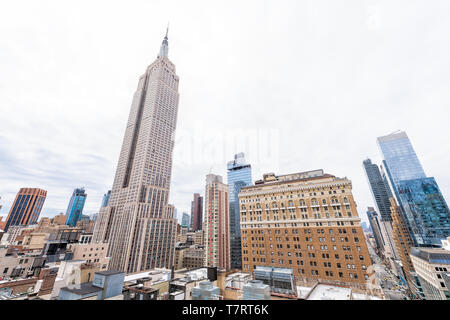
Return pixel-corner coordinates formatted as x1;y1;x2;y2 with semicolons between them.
1;1;450;227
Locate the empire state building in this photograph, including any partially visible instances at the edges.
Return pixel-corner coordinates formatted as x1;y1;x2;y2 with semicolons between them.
93;29;179;273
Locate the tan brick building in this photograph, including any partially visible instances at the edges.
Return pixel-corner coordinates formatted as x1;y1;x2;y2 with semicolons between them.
239;170;374;289
67;242;110;271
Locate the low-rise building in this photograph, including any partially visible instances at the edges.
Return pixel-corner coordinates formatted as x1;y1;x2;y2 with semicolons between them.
58;270;125;300
253;266;296;296
296;282;382;300
67;242;110;270
0;246;41;279
22;233;48;251
76;220;94;233
124;269;172;300
123;285;159;300
410;244;450;300
242;280;270;300
170;267;216;300
1;225;37;246
191;280;220;300
183;246;204;270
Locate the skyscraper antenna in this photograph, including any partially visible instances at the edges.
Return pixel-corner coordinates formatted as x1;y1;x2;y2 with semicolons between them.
166;22;169;38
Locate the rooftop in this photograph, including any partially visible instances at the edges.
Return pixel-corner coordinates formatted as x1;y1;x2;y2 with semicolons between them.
296;286;313;299
95;270;124;276
226;272;251;280
352;293;382;300
124;269;171;283
307;284;352;300
410;247;450;264
241;171;342;192
60;282;103;296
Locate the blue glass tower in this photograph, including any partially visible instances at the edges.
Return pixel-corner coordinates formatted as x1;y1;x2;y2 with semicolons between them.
101;190;111;208
181;212;190;227
377;131;426;193
396;178;450;246
227;152;252;269
377;131;450;246
65;188;87;227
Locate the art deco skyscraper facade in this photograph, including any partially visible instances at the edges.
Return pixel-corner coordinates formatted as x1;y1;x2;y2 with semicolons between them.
93;30;179;273
4;188;47;232
204;174;230;270
227;152;252;270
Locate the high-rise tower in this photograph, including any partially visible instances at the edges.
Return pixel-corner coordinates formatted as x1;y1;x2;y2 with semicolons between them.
227;153;252;270
377;131;426;190
190;193;203;232
181;212;190;227
363;159;393;221
65;188;87;227
204;174;230;270
93;28;179;273
377;131;450;246
4;188;47;232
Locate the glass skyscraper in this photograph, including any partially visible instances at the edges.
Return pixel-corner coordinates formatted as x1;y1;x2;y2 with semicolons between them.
377;131;426;192
366;207;385;251
377;131;450;246
363;158;394;221
65;188;87;227
4;188;47;232
181;212;190;227
397;178;450;246
101;190;111;208
227;152;252;269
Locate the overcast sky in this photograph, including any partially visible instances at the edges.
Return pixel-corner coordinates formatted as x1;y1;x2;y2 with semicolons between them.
1;0;449;225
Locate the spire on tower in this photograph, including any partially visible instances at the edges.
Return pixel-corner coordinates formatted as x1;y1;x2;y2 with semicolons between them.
158;23;169;59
